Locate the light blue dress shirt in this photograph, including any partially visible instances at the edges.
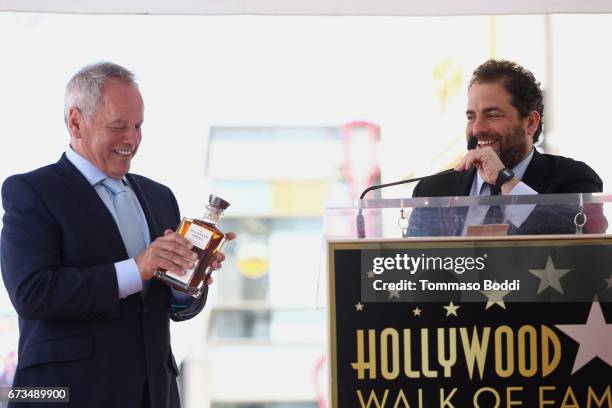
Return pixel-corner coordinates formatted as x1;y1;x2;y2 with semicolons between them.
66;147;193;304
463;148;537;233
65;147;148;298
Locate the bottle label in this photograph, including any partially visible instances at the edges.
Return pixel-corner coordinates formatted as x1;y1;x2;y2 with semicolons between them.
167;263;196;285
184;223;214;250
165;223;213;285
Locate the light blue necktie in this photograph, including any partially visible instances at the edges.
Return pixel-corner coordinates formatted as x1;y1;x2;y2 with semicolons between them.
101;177;146;257
100;177;148;297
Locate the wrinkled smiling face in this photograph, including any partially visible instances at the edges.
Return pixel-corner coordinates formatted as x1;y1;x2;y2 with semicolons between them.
466;81;534;169
72;78;144;178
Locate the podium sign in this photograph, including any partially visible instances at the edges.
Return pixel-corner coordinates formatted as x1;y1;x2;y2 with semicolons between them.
327;236;612;407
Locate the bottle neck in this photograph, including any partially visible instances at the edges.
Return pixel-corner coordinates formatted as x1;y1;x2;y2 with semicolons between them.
203;205;223;225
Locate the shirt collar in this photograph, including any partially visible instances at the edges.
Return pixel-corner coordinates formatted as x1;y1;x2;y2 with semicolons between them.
65;146;115;186
476;147;535;194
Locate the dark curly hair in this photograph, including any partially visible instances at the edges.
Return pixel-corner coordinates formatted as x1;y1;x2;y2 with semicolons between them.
469;59;544;143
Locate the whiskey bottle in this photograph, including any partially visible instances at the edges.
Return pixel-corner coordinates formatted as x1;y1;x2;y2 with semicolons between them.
155;195;230;298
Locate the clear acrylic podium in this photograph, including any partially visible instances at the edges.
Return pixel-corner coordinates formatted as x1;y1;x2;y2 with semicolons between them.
325;192;610;240
324;193;612;408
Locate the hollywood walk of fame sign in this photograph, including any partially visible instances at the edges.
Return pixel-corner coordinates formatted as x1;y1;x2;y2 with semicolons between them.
327;236;612;407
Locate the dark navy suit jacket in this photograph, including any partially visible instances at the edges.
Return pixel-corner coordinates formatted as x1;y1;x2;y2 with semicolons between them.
408;150;606;236
1;154;205;407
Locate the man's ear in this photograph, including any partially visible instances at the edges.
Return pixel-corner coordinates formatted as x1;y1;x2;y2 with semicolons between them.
68;107;85;138
526;110;541;138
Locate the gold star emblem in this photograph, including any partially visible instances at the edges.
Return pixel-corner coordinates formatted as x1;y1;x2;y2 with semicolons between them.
529;256;571;294
412;307;422;317
480;281;511;310
443;301;460;317
355;302;364;311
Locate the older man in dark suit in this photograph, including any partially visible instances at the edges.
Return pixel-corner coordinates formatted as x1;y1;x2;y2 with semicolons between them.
1;62;233;407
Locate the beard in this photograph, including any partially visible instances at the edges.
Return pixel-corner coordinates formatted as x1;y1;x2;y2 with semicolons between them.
475;125;531;169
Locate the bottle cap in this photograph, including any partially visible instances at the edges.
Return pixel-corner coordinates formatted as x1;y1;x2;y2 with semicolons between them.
209;195;230;211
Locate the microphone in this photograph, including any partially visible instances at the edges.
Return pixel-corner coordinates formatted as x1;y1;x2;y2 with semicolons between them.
356;136;478;238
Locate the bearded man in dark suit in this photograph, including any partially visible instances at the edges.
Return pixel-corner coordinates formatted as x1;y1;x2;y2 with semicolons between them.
410;59;606;236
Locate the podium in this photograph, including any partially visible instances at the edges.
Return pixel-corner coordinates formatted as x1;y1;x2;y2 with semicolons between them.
325;193;612;407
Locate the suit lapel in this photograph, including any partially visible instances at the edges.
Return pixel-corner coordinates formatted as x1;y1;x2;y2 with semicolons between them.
452;169;476;235
55;154;128;259
521;149;551;193
56;154;168;303
454;168;477;196
126;174;167;303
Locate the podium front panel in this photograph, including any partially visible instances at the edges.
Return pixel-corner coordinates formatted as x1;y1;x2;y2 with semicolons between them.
327;236;612;407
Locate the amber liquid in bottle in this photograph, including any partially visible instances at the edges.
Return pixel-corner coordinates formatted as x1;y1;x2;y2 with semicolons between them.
155;195;230;298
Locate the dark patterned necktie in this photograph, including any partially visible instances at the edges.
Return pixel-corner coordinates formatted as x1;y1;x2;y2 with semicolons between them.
483;183;504;224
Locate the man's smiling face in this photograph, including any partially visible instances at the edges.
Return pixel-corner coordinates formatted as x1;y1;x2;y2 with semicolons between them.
70;78;144;179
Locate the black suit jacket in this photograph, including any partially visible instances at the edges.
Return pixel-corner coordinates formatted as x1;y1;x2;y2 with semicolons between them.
1;154;206;408
409;150;606;236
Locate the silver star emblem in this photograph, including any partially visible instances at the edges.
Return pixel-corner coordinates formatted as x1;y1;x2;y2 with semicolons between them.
555;300;612;373
366;270;375;279
389;289;400;299
355;302;364;311
529;256;571;294
604;273;612;290
412;307;422;316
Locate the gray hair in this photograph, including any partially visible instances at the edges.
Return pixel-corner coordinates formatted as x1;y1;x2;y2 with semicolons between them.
64;62;138;125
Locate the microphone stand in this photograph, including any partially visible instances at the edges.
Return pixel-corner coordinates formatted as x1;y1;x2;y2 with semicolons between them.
356;170;454;238
356;136;477;238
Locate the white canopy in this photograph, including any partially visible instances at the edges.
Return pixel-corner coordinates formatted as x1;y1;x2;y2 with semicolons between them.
1;0;611;16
